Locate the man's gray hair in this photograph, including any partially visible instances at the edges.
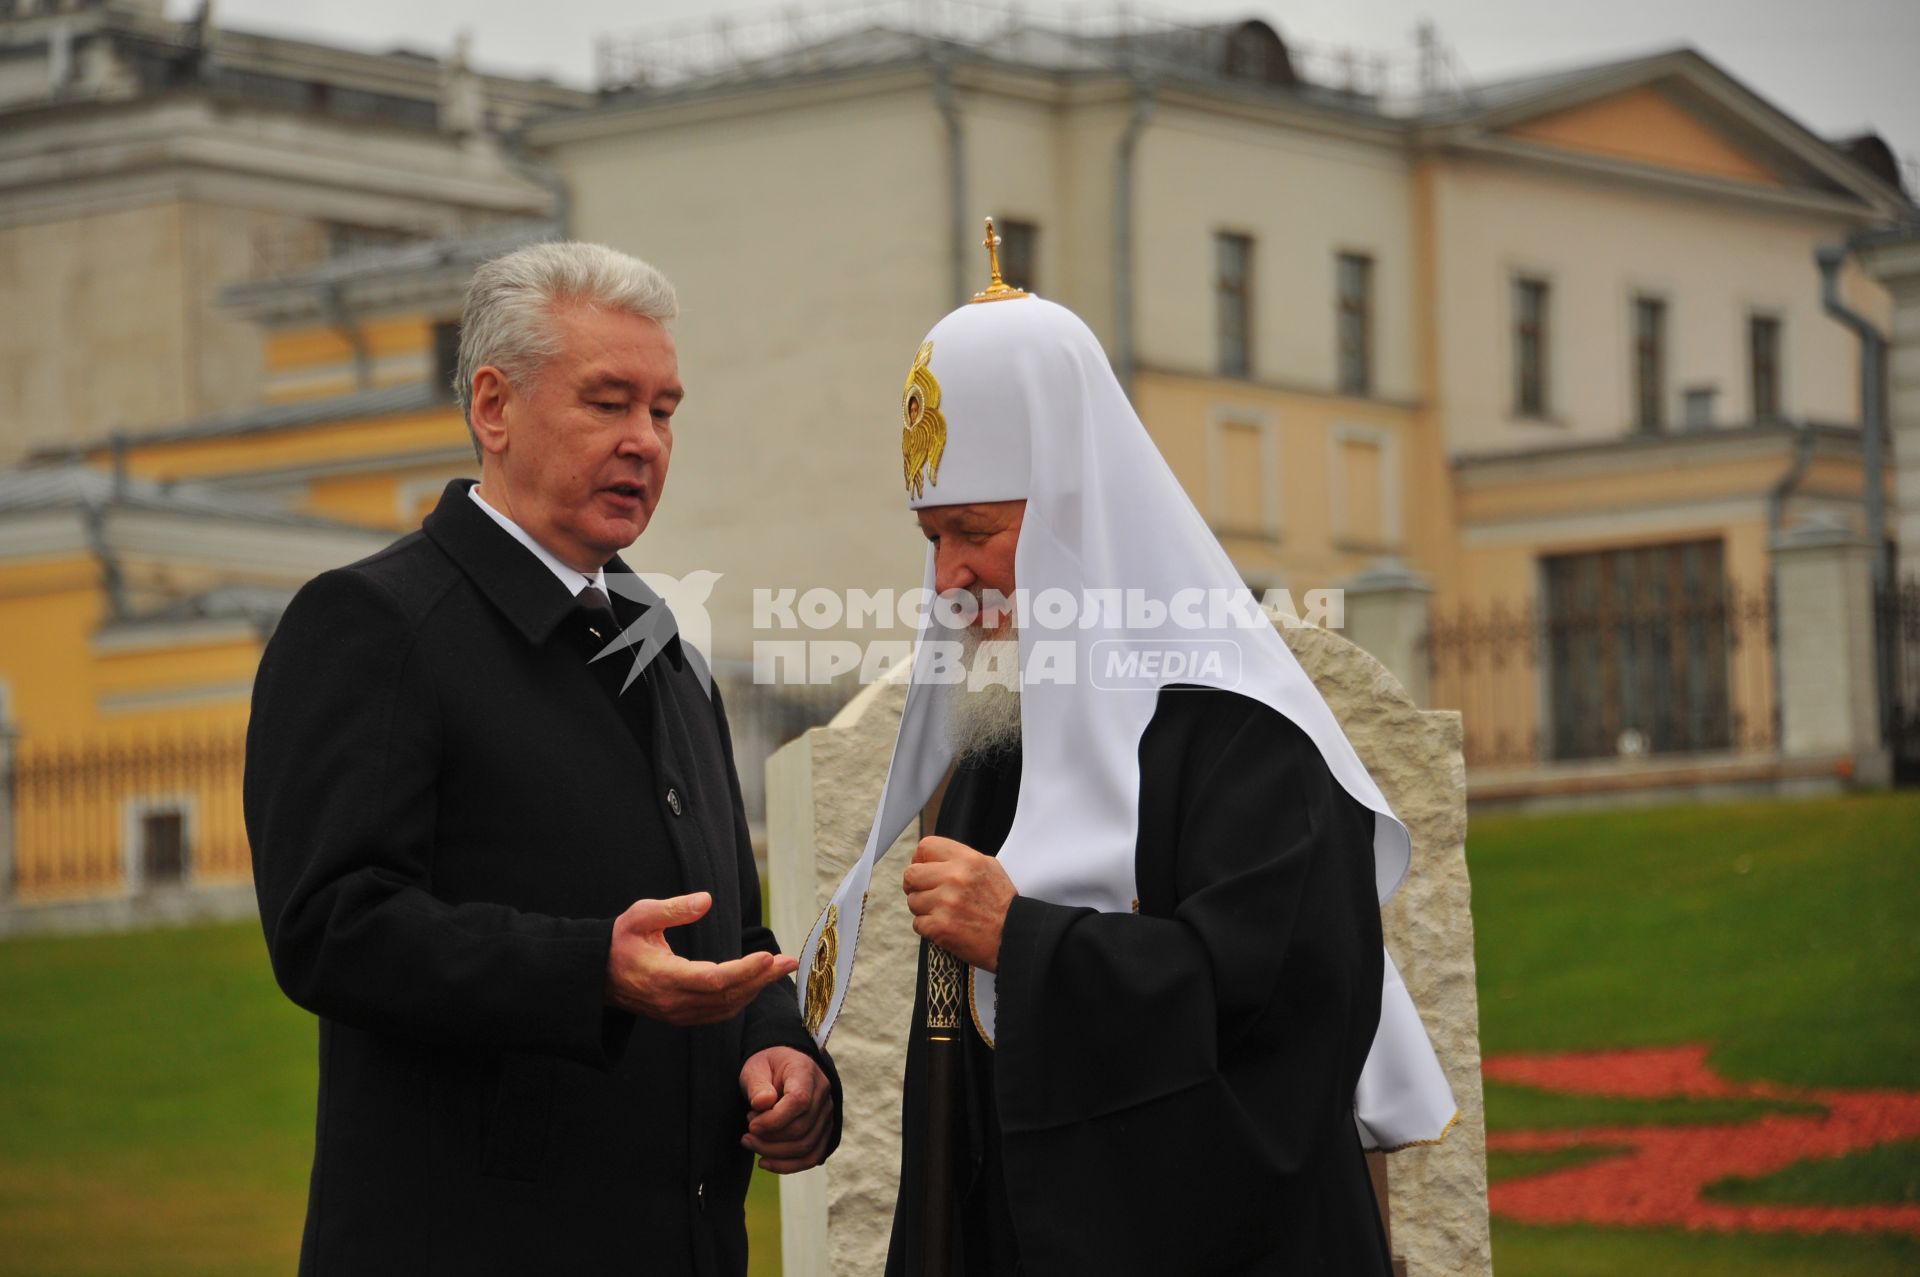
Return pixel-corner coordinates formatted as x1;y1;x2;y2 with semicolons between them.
454;240;679;460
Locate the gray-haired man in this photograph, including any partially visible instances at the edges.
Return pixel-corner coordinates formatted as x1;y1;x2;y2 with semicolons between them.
246;241;838;1275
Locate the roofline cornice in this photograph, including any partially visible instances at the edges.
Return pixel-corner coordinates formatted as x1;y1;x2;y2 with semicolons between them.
1451;420;1861;479
524;50;1403;150
1422;49;1911;221
1429;134;1893;223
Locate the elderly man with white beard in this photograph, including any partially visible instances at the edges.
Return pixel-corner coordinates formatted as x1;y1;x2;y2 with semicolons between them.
795;225;1457;1276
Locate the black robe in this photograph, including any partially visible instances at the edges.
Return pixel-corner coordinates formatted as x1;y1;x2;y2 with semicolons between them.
886;686;1394;1276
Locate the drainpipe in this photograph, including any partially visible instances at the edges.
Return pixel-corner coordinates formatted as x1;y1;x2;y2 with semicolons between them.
323;281;371;391
503;120;571;238
1815;244;1888;593
1816;242;1891;744
82;501;128;622
1766;420;1815;747
1113;70;1154;395
85;435;130;626
931;47;967;307
1765;420;1815;542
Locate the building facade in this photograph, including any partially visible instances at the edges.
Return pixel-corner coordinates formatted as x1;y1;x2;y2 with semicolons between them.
1;3;1914;905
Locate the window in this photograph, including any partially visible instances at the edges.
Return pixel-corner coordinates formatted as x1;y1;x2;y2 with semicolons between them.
1750;313;1782;422
996;219;1038;294
1542;540;1731;761
1513;277;1550;418
433;320;462;400
1331;424;1400;550
1336;252;1372;396
139;809;188;888
1633;296;1667;432
1217;421;1267;532
1208;412;1277;536
1682;385;1717;432
1215;232;1254;377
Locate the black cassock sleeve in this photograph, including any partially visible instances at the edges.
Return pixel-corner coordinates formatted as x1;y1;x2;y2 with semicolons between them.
246;569;627;1070
991;687;1390;1275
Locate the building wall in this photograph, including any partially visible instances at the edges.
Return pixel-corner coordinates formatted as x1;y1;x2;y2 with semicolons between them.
1131;369;1419;595
549;82;954;658
263;314;442;404
0;555;108;740
1131;102;1418;403
1430;152;1888;456
0;201;196;459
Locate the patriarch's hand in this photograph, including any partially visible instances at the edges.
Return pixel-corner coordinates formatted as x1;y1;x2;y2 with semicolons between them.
901;836;1016;971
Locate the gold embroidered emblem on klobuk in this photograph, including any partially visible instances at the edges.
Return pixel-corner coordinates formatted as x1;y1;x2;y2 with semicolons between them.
803;903;839;1037
902;340;946;499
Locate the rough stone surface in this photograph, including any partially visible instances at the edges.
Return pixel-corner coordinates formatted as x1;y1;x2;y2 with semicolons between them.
1282;622;1492;1276
771;627;1490;1275
768;669;919;1277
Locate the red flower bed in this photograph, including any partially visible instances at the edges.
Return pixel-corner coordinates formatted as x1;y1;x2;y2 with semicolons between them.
1483;1045;1920;1237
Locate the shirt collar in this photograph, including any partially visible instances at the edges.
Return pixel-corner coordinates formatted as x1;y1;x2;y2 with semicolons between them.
468;484;607;597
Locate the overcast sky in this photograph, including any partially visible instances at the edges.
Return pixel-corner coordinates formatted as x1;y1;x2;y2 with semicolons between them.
173;0;1919;187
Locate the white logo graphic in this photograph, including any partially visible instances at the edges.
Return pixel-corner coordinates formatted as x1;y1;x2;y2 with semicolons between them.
595;570;721;696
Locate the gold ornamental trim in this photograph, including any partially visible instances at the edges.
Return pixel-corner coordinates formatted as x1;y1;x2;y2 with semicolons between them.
1376;1108;1463;1154
925;944;964;1031
969;216;1030;305
902;339;946;499
968;966;996;1050
802;903;839;1037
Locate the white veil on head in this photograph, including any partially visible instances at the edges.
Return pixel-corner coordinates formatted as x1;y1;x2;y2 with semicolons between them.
796;266;1455;1151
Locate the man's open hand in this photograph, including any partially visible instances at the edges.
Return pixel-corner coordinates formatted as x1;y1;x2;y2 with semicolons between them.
739;1046;834;1173
901;836;1017;971
604;893;798;1026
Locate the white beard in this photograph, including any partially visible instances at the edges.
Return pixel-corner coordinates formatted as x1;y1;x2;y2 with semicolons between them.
946;624;1022;761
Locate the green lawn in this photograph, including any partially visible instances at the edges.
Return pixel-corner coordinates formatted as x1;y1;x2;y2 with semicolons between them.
0;921;782;1277
1705;1140;1920;1207
1470;790;1920;1090
1471;789;1920;1274
2;790;1917;1274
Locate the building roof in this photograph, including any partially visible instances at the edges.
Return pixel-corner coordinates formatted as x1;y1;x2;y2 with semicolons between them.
112;582;298;633
223;219;559;317
1412;45;1914;213
0;462;382;532
0;0;591;130
28;381;450;458
578;11;1388;123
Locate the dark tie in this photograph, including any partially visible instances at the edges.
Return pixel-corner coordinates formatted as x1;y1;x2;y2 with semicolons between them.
575;584;657;750
577;585;617;644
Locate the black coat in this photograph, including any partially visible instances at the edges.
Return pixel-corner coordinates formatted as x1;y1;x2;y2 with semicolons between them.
245;478;837;1277
887;687;1392;1276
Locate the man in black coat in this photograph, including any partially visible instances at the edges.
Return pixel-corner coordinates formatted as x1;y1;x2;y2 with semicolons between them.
245;242;837;1276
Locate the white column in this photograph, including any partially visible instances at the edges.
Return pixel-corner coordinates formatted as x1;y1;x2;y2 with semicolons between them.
1341;557;1435;707
1771;514;1886;783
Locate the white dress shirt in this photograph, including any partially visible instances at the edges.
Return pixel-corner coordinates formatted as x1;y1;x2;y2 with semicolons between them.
468;484;608;598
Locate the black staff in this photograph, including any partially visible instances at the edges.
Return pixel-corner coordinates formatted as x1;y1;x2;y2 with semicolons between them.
919;942;965;1277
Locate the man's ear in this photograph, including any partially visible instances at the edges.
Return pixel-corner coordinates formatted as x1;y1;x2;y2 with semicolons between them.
470;366;512;458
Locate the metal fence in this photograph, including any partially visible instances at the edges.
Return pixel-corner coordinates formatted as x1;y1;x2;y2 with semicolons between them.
1876;575;1920;786
710;664;857;830
1423;578;1779;770
8;729;251;900
1;672;854;901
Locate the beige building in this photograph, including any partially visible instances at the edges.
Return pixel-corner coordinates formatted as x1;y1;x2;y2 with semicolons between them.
0;0;586;465
3;5;1918;910
529;12;1912;797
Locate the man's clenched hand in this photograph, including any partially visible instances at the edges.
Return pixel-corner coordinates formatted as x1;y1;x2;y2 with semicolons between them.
739;1046;834;1173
